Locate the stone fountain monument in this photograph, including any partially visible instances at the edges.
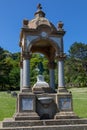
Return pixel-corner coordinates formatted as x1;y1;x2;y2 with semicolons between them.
1;3;87;130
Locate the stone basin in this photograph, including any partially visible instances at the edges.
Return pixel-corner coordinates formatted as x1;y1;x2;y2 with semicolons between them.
38;97;53;105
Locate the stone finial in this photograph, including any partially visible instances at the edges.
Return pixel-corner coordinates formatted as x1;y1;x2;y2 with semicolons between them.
34;3;45;17
37;3;42;10
58;21;64;30
23;19;28;26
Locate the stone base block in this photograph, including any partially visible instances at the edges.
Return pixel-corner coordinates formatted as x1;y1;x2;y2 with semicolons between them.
32;87;56;94
14;112;40;120
2;118;42;127
21;88;32;92
55;111;78;119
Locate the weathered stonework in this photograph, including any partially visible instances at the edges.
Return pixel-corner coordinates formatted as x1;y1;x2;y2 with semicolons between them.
1;3;87;130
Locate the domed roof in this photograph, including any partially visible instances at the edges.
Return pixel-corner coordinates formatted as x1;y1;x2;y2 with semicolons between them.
27;4;57;32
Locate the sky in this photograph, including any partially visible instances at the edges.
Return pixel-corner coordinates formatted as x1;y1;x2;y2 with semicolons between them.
0;0;87;54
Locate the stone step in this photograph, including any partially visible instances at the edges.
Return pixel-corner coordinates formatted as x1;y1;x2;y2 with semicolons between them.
14;112;40;121
1;124;87;130
2;118;87;128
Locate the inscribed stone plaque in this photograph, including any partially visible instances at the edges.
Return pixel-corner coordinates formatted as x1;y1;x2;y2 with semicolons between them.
59;97;71;110
22;98;33;111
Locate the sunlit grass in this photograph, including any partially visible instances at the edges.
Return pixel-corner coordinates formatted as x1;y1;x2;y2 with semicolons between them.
68;87;87;118
0;92;16;121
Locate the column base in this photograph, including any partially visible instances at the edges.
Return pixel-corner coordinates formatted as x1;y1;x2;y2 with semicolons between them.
14;112;40;120
55;111;78;119
57;87;68;93
21;87;32;92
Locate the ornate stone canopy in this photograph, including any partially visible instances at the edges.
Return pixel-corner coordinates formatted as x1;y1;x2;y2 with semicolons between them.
19;4;65;61
19;4;66;93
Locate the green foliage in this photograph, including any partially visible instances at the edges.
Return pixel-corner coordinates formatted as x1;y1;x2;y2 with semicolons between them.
9;67;20;90
65;42;87;87
0;47;20;90
68;42;87;60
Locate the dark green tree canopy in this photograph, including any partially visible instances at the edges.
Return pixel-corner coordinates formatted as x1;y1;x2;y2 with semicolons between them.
69;42;87;60
65;42;87;87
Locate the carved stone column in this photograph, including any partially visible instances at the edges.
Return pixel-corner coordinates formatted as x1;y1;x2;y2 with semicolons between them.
58;60;64;86
48;61;56;89
20;61;23;91
57;53;66;92
22;52;31;92
55;53;76;119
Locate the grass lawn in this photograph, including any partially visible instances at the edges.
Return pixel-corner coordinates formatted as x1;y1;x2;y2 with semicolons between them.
0;88;87;121
69;87;87;118
0;92;16;121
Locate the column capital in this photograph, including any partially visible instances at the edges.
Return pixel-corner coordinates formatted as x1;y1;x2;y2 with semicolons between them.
56;53;66;61
48;61;56;69
20;61;23;68
20;53;23;61
22;52;32;59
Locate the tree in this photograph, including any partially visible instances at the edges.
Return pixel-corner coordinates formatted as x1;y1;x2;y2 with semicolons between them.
69;42;87;60
65;42;87;87
9;67;20;90
0;47;8;90
0;47;20;90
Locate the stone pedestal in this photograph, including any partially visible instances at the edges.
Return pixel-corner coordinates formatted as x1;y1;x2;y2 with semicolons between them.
55;91;78;119
14;92;40;120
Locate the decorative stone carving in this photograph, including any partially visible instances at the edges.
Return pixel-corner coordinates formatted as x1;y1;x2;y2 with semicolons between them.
56;53;66;60
41;32;47;38
22;52;31;59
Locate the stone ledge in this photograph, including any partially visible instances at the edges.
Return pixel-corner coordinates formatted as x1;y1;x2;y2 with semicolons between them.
2;118;87;127
1;124;87;130
55;111;78;119
14;112;40;121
